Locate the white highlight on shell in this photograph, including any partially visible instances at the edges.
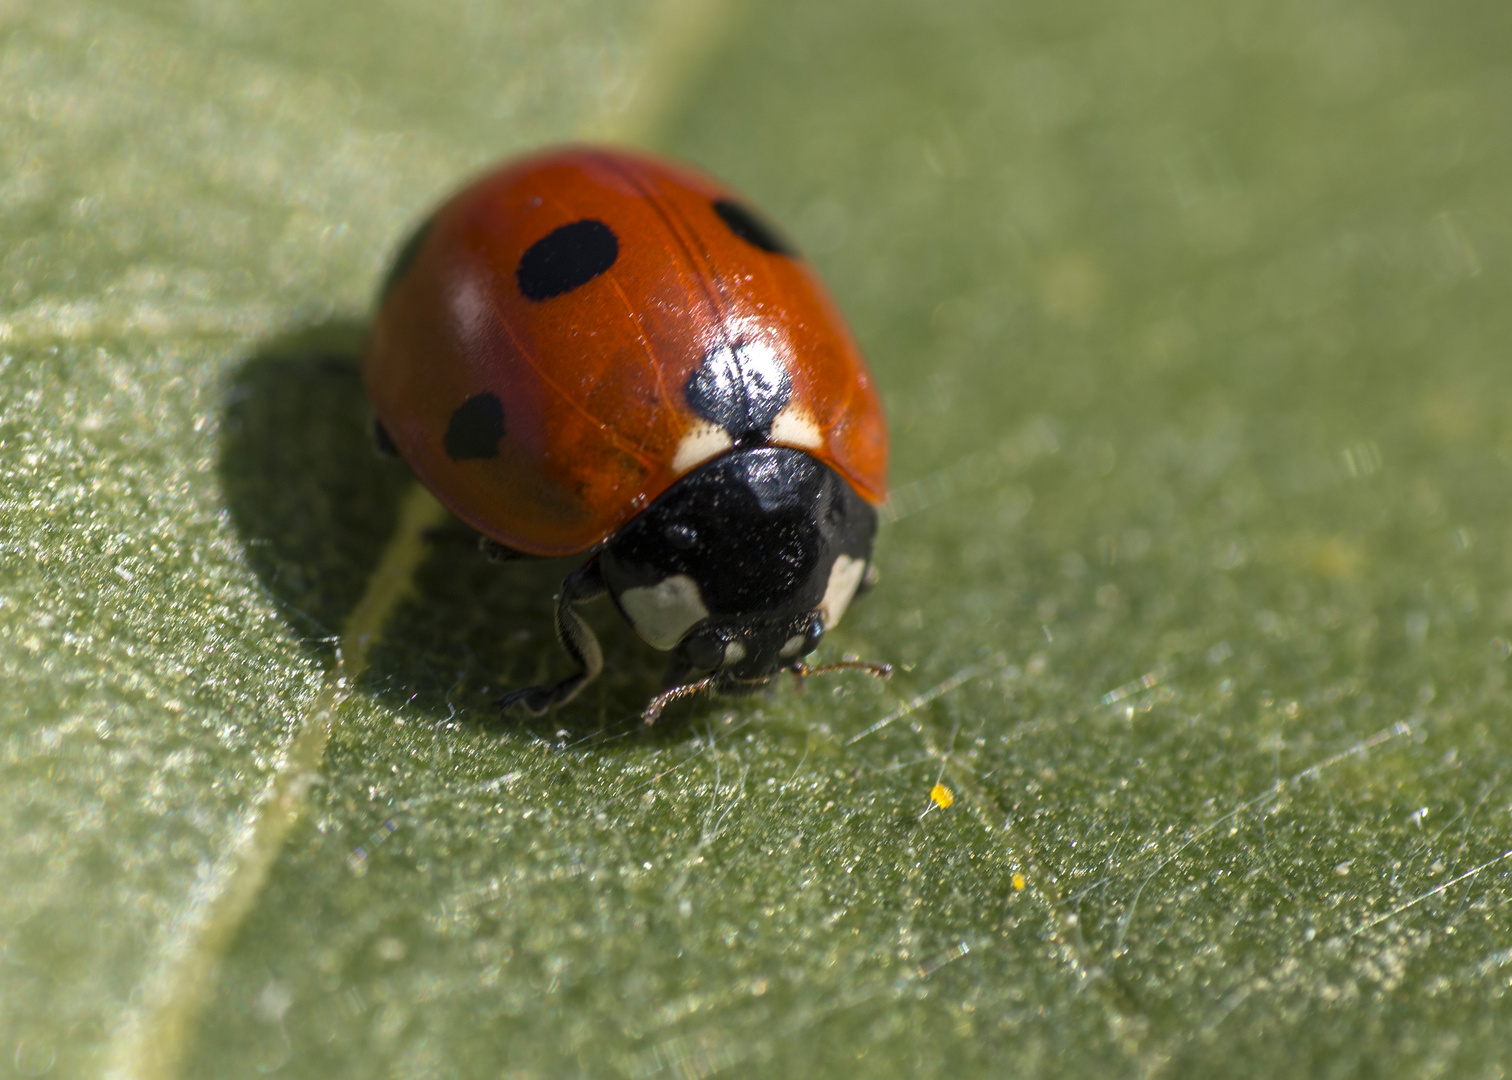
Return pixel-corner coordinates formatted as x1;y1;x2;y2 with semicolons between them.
723;641;747;665
821;554;867;629
671;420;735;474
455;276;495;345
768;404;823;450
618;574;710;651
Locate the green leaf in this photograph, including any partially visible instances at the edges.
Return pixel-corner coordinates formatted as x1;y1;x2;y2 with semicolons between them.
5;0;1512;1077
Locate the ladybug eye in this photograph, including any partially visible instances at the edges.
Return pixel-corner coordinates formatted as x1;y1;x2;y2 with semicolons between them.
712;199;797;257
780;619;823;659
516;218;619;300
683;632;725;671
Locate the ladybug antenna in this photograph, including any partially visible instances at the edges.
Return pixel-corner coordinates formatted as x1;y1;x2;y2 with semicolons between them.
792;658;894;683
642;674;719;725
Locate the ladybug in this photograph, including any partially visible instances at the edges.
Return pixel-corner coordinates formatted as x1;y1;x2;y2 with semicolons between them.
365;146;889;720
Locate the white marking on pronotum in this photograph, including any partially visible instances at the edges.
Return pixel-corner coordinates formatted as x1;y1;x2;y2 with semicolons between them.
768;404;823;450
723;640;746;664
619;574;710;650
779;634;807;658
821;555;867;629
671;420;735;474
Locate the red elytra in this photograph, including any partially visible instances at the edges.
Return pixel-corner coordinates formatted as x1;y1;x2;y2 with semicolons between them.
365;146;888;558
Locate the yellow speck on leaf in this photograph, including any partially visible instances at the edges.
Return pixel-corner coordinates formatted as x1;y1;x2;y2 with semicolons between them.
930;783;954;809
1012;873;1027;891
1303;534;1364;580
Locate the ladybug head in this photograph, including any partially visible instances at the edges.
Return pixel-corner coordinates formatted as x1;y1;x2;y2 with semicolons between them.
599;447;878;695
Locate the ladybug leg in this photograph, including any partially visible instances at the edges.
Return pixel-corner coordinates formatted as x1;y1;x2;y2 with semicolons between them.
371;417;400;457
498;557;606;715
478;537;527;562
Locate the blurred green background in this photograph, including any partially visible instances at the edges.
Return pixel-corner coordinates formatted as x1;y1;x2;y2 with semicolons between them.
5;0;1512;1076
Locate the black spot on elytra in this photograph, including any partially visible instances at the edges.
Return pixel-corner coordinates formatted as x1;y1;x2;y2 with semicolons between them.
713;199;796;257
379;217;433;299
443;393;506;460
516;219;619;301
684;342;791;441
